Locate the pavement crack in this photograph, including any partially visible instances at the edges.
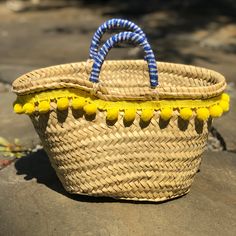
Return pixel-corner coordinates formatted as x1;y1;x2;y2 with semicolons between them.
208;126;227;152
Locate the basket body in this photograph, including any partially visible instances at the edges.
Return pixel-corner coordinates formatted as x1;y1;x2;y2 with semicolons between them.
12;60;228;202
31;104;209;201
12;19;228;202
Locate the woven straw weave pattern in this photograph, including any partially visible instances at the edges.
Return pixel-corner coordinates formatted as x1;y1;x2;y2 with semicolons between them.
13;57;226;201
12;16;227;201
30;104;209;202
13;61;226;101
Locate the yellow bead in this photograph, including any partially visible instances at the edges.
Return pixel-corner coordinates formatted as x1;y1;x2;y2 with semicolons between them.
219;100;229;112
13;103;24;114
106;109;119;120
180;108;193;120
72;98;86;110
196;108;210;121
84;103;97;115
141;109;153;122
209;105;223;118
23;103;35;114
124;108;136;122
221;93;230;102
57;98;69;110
38;101;50;113
160;108;173;121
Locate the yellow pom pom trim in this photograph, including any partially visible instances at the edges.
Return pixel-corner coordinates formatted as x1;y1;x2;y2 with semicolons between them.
38;101;50;113
13;103;24;114
219;100;229;112
124;108;136;122
57;98;69;110
209;105;223;118
72;98;86;110
23;103;35;114
180;108;193;120
13;89;229;125
141;109;153;122
106;109;119;120
196;108;210;121
160;108;173;120
84;103;97;115
221;93;230;102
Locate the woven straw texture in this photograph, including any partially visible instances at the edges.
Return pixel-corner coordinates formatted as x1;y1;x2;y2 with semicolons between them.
30;103;209;202
13;60;226;202
12;60;226;100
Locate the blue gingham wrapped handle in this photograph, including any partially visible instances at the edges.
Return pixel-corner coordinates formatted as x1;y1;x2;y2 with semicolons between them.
89;31;158;88
89;19;146;59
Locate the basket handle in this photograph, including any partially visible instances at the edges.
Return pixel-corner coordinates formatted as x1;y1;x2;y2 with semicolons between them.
89;31;158;88
89;18;146;59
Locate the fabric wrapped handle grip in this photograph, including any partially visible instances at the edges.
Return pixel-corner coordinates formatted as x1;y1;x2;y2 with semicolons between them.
89;18;146;59
89;31;158;87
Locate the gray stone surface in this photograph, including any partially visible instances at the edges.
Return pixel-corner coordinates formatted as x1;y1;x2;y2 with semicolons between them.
0;151;235;236
0;91;40;148
213;85;236;152
0;64;37;84
0;4;104;68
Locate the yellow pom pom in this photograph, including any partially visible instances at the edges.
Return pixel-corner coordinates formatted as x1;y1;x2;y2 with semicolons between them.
57;98;69;110
38;101;50;113
141;109;153;122
23;103;35;114
72;98;86;110
180;108;193;120
124;108;136;122
13;103;24;114
196;108;210;121
219;100;229;112
106;109;119;120
209;105;223;118
84;103;97;115
221;93;230;102
160;108;173;121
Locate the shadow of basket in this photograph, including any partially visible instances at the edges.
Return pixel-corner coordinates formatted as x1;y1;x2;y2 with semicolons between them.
14;149;66;195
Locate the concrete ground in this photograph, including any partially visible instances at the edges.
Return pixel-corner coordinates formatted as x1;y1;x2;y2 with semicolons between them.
0;2;236;235
0;151;236;236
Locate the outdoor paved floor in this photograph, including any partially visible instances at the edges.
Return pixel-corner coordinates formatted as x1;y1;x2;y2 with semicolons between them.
0;151;235;236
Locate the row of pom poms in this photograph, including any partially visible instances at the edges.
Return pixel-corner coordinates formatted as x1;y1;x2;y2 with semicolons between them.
13;93;230;121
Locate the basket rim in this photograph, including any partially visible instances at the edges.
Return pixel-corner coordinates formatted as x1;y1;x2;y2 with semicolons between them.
12;60;226;101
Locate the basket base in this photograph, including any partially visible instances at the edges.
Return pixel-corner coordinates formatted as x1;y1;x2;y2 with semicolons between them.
113;189;191;202
65;188;191;203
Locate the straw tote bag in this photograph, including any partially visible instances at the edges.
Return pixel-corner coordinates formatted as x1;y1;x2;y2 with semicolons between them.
12;19;229;202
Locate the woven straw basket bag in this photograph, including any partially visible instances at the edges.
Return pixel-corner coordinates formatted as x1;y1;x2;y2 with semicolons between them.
13;19;229;202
